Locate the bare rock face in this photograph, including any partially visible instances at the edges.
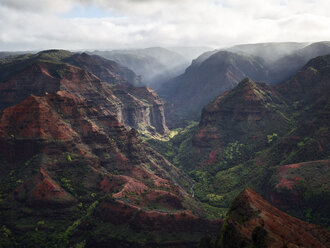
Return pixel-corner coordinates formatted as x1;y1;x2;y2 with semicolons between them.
218;188;330;248
111;84;168;134
0;51;169;134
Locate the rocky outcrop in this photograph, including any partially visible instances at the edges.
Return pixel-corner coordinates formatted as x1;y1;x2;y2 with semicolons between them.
191;78;289;162
0;90;178;186
200;78;285;127
109;84;168;134
0;51;169;134
218;188;330;248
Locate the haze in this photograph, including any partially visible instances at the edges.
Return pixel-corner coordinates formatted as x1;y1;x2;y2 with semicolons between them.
0;0;330;51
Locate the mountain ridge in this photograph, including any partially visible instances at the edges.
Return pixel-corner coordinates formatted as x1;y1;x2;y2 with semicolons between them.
160;51;267;116
148;54;330;226
0;50;169;134
0;72;221;247
218;188;330;248
159;41;330;118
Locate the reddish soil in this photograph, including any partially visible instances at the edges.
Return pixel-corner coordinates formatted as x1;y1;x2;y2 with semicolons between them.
15;168;76;207
0;95;76;140
226;188;330;248
276;177;301;189
98;200;222;233
207;148;222;164
113;176;149;198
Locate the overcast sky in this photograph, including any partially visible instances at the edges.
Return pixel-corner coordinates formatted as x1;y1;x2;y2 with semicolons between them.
0;0;329;51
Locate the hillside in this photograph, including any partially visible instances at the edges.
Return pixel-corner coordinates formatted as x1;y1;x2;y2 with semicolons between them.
269;41;330;83
0;49;141;86
159;41;330;119
159;51;267;116
63;52;141;86
0;50;169;134
0;92;222;247
265;160;330;226
0;51;223;247
149;54;330;224
187;78;290;170
218;188;330;248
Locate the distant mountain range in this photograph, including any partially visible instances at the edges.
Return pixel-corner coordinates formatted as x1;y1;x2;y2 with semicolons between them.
91;47;210;89
159;41;330;117
151;53;330;228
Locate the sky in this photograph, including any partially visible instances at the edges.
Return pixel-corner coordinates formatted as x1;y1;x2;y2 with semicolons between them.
0;0;330;51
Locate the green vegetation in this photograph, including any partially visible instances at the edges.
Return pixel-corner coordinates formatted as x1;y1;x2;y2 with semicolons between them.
1;49;330;247
0;169;22;199
267;133;278;144
61;200;99;244
146;75;330;227
67;154;72;162
0;50;74;83
308;66;318;74
145;121;197;163
24;154;39;166
61;178;75;194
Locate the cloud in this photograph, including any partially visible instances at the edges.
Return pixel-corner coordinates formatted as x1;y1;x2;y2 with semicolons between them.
0;0;330;50
0;0;74;13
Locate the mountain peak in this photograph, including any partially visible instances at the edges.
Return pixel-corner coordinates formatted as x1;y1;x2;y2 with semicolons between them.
160;50;267;115
194;78;289;165
237;77;254;86
35;49;74;61
202;78;282;117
